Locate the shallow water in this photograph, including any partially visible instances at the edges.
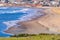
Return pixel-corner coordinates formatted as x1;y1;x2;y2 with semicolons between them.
0;7;45;37
0;7;27;37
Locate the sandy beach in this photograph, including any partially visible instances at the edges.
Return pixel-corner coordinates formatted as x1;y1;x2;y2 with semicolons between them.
4;7;60;34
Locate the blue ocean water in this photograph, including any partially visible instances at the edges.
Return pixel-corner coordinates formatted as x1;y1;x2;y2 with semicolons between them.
0;7;27;37
0;7;45;37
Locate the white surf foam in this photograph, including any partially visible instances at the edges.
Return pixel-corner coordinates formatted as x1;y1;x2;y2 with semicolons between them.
0;8;29;14
3;8;45;32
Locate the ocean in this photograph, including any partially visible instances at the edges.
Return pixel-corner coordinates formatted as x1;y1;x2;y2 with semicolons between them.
0;7;44;37
0;7;28;37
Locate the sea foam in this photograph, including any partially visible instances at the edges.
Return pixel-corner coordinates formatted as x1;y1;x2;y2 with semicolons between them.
3;8;45;31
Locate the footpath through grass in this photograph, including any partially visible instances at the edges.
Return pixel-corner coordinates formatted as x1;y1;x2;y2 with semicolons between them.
0;34;60;40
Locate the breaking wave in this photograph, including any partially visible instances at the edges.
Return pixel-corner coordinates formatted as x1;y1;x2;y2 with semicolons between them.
3;7;45;29
0;7;46;37
0;7;29;14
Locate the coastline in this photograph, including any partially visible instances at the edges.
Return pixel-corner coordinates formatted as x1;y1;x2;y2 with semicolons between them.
3;8;46;34
4;7;60;34
0;7;60;37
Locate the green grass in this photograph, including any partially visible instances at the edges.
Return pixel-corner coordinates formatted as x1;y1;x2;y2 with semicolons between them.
0;35;60;40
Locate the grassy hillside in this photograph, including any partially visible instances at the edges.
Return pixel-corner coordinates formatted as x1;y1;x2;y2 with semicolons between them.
0;34;60;40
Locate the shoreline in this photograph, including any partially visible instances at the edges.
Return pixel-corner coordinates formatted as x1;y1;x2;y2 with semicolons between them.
0;7;60;37
4;7;60;34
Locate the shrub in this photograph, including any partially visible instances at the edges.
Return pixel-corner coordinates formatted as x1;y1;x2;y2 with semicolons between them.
10;34;37;37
